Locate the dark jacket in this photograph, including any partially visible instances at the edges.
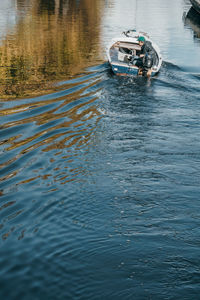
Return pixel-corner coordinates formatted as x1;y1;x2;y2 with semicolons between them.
140;41;158;66
140;41;154;55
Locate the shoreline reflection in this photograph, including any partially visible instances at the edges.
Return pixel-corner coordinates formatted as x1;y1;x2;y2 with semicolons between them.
0;0;104;99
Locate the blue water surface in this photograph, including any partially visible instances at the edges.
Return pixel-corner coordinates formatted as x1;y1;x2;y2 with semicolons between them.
0;0;200;299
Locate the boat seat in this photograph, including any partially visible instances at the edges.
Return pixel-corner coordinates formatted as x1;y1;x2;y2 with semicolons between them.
118;49;136;62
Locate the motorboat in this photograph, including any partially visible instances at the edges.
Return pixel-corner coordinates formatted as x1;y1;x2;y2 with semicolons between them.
107;30;162;77
190;0;200;14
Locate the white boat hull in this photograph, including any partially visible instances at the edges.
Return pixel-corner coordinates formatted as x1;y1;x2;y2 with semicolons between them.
107;30;162;77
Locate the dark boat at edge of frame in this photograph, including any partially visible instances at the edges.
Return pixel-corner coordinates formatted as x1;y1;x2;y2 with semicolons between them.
190;0;200;14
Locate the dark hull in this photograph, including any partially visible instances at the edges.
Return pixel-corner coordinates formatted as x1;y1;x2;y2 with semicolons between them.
185;7;200;38
190;0;200;14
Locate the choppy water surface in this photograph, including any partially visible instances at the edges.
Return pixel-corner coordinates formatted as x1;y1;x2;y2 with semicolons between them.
0;0;200;299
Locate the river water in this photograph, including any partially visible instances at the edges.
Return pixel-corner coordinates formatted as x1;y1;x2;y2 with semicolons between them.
0;0;200;299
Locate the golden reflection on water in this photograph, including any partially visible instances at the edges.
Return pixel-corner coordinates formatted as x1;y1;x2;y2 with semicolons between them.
0;2;104;240
0;0;104;99
0;78;101;155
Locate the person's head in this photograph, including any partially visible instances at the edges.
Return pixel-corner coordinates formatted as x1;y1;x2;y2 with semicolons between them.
138;36;145;46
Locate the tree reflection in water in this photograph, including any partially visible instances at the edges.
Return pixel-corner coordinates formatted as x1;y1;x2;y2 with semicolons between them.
0;0;104;99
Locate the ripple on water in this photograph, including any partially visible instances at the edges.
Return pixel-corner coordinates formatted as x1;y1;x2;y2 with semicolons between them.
0;57;200;300
0;68;106;243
